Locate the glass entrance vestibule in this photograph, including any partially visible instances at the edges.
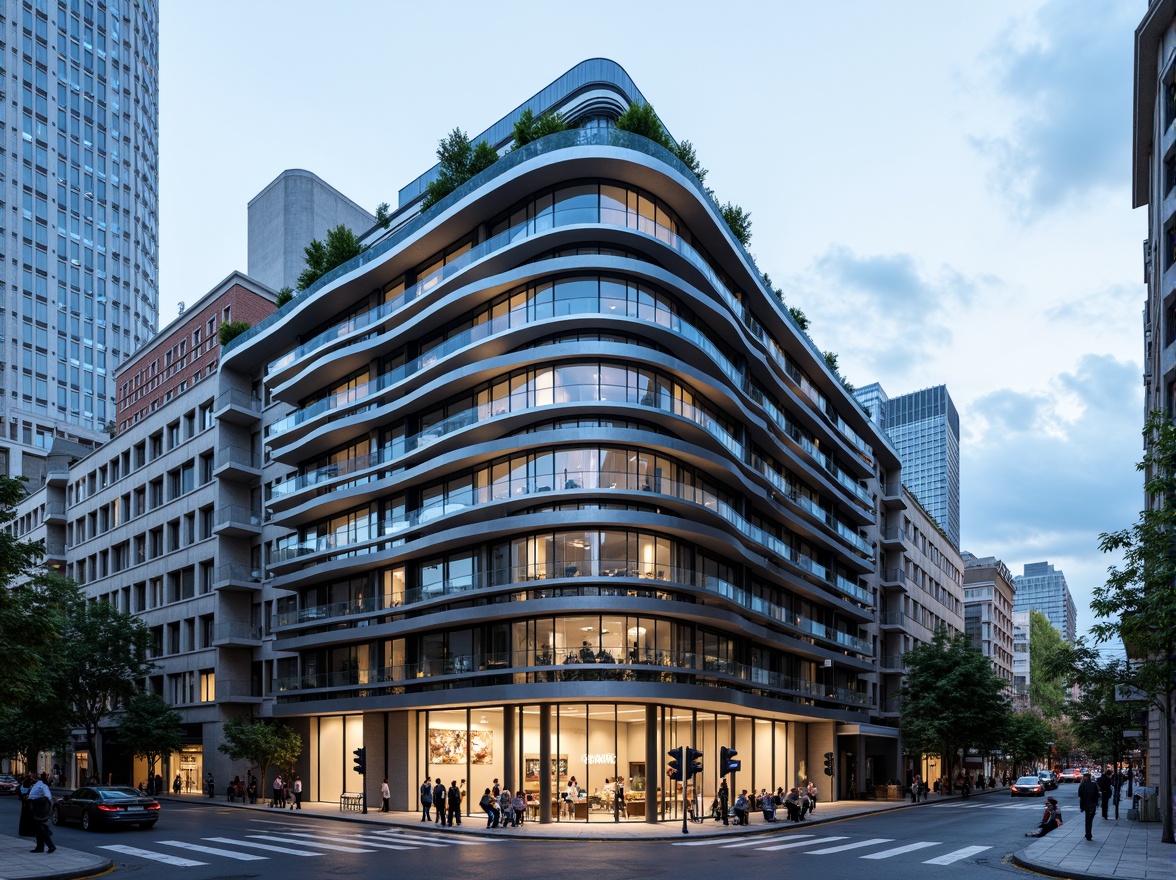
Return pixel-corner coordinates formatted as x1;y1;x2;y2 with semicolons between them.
398;702;832;822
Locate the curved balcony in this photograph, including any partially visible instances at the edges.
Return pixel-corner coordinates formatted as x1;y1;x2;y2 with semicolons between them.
270;391;873;575
270;463;873;607
267;290;872;514
275;646;870;709
242;127;870;464
273;563;871;656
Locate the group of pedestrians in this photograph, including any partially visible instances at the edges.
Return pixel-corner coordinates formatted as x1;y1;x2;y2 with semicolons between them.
476;779;528;828
268;773;302;809
714;778;818;825
419;777;465;826
1078;767;1122;841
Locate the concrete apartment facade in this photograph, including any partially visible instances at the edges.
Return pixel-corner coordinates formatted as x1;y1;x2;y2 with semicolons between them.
961;552;1016;692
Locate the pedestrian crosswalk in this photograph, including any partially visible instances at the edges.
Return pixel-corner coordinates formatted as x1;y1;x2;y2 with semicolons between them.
97;826;498;867
671;833;993;865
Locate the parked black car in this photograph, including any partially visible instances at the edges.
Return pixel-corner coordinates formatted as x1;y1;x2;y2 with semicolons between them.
52;786;160;830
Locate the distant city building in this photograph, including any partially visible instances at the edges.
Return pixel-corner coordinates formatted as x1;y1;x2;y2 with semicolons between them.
855;383;960;548
961;552;1016;692
247;169;376;292
1012;561;1077;644
876;484;965;721
0;0;160;484
1131;0;1176;796
116;274;277;432
1011;610;1030;707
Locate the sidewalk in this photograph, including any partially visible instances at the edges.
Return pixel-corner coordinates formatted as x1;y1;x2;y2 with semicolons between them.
1012;810;1172;880
5;786;1166;879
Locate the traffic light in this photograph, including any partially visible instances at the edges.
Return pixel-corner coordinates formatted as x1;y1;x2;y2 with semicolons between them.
352;746;366;776
667;746;683;781
685;746;703;780
719;746;741;775
823;751;834;777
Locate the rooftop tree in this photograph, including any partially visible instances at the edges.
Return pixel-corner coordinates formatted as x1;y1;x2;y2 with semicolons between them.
511;109;568;147
420;128;499;210
296;225;366;291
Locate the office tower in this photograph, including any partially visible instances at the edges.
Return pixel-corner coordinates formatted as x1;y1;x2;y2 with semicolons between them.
1012;561;1077;643
856;383;960;548
0;0;159;483
217;59;894;814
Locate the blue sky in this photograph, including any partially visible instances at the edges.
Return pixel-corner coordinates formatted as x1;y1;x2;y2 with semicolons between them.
159;0;1144;644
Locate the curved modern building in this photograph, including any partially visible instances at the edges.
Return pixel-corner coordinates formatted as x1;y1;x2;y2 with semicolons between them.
220;60;897;821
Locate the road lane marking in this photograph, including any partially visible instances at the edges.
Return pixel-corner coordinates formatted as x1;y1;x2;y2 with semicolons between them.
922;845;992;864
203;837;323;856
804;838;894;854
97;844;207;866
375;830;495;845
720;838;786;848
860;841;941;859
757;836;847;851
245;834;377;852
272;830;426;850
156;840;268;861
673;836;751;846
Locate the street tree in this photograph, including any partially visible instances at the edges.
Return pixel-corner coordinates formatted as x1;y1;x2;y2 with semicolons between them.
1029;610;1068;718
59;596;154;777
1092;411;1176;843
900;628;1010;788
218;716;303;788
1003;710;1054;777
118;691;185;791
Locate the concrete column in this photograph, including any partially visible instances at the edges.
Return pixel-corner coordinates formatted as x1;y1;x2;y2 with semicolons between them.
539;705;552;824
645;704;658;823
504;708;516;794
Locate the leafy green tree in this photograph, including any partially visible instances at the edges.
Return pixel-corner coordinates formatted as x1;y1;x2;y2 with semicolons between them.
0;691;72;769
823;351;855;394
672;140;708;186
614;102;672;150
421;128;500;210
1069;663;1135;769
117;691;185;790
718;201;752;248
218;320;251;346
1028;610;1068;717
1092;411;1176;843
511;109;568;147
219;716;303;788
374;202;392;229
296;225;365;291
275;286;294;308
900;628;1011;788
1003;710;1053;776
59;596;154;776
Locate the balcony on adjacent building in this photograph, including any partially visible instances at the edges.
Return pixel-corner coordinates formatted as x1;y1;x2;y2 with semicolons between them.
214;445;262;480
213;506;263;537
213;389;263;425
213;563;264;592
212;622;264;648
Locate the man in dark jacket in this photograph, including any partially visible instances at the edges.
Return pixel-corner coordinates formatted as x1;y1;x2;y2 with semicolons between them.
718;778;729;825
1078;772;1100;840
447;780;462;826
433;778;447;825
1096;768;1113;820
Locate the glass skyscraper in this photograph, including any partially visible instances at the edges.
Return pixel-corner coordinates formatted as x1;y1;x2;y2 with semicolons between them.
855;383;960;548
1012;561;1077;643
0;0;159;483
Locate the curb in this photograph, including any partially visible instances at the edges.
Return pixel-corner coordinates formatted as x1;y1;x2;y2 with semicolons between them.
1009;850;1113;880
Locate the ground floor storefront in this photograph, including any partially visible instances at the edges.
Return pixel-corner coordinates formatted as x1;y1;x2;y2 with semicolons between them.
281;702;902;823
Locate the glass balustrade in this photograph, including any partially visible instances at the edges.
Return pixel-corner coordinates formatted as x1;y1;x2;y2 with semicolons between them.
254;133;870;463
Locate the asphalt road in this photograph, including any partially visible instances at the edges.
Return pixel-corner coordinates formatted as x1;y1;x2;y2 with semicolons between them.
2;789;1074;880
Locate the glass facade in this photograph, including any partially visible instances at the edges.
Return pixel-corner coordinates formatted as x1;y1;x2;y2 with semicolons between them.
1012;561;1077;643
0;0;159;478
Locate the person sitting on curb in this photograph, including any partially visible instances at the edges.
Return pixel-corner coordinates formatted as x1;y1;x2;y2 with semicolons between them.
1025;797;1063;837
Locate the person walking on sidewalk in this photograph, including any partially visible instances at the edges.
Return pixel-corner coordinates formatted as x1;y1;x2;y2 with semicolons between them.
27;772;55;853
1078;772;1099;840
380;777;391;812
420;778;433;821
1096;767;1112;820
447;780;462;826
718;778;729;825
291;774;302;809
